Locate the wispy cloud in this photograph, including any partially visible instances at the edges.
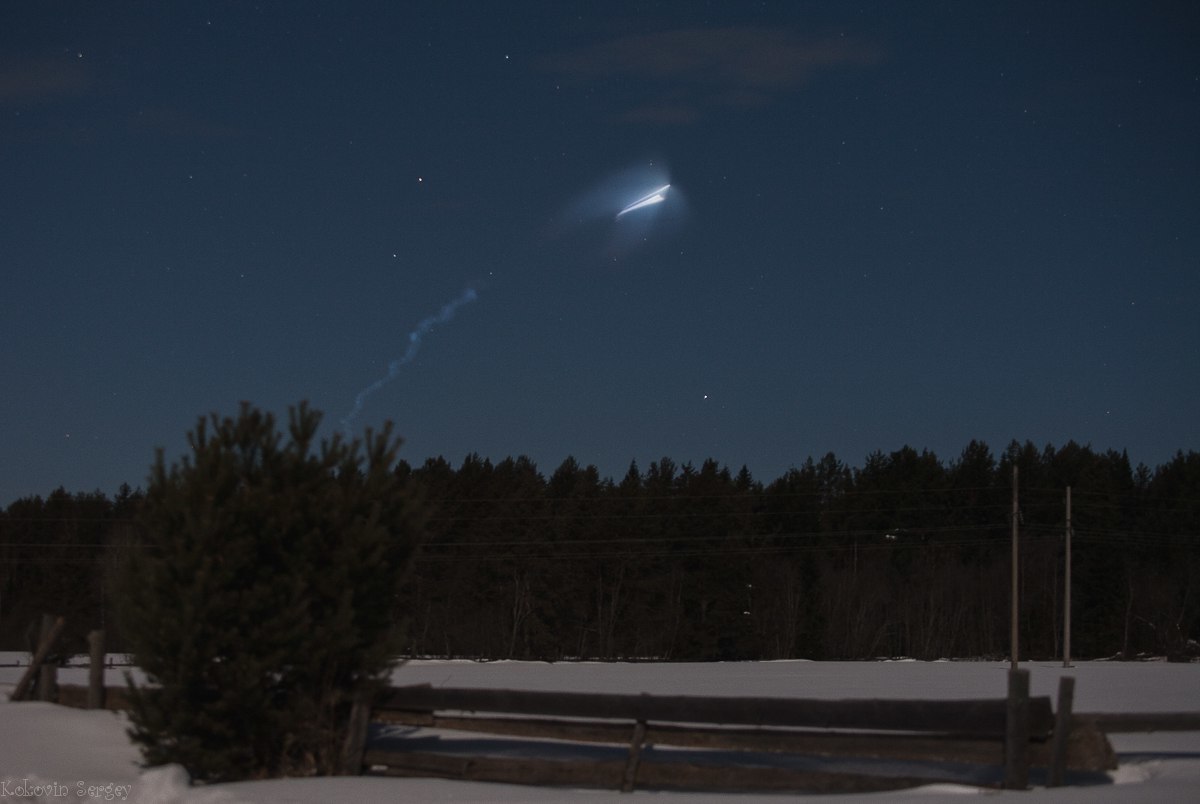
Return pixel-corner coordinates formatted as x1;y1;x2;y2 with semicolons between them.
548;27;881;124
0;55;245;144
0;56;93;103
127;107;246;141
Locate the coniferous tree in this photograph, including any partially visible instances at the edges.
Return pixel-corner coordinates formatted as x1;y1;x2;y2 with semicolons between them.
116;402;423;781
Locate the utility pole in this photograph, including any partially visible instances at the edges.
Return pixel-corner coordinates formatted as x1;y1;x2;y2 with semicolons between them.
1011;465;1019;670
1063;486;1072;668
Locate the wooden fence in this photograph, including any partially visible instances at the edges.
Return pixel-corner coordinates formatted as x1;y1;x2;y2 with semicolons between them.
38;676;1200;794
353;672;1114;793
10;619;1200;794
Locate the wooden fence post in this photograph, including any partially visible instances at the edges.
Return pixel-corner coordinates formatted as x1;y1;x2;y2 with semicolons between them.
1004;668;1031;790
621;720;648;793
88;630;106;710
1048;676;1075;787
10;615;65;702
38;614;59;702
338;691;372;775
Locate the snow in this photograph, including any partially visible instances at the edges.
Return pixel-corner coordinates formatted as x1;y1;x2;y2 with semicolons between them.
2;657;1197;802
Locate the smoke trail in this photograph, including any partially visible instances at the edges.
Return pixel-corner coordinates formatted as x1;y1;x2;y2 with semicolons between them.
342;287;478;432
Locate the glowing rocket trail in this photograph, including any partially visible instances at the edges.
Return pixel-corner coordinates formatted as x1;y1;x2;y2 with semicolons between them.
615;184;670;220
342;287;478;433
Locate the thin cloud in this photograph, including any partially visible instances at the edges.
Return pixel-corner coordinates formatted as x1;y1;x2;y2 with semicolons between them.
128;107;246;141
0;57;94;103
548;27;882;124
620;103;702;125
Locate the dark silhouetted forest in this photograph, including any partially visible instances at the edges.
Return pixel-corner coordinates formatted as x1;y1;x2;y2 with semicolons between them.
3;440;1197;661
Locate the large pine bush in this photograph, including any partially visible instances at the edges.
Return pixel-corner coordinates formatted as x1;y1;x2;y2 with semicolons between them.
117;402;423;781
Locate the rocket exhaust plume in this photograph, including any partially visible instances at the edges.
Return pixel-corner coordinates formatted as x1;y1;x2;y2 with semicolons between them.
342;287;478;432
615;184;670;220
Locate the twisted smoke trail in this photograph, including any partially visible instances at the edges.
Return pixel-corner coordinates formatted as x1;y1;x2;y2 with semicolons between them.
342;287;478;432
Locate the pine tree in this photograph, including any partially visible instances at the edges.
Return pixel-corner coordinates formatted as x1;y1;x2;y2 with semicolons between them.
116;402;423;781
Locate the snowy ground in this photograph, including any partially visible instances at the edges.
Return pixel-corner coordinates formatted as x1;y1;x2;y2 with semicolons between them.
2;657;1197;802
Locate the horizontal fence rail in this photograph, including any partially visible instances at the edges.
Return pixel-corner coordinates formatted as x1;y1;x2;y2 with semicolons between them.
378;683;1054;737
1075;712;1200;733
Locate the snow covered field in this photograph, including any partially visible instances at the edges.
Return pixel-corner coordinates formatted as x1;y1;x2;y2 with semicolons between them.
2;657;1197;802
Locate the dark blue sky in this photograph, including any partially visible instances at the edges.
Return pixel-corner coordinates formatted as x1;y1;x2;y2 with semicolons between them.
3;2;1197;502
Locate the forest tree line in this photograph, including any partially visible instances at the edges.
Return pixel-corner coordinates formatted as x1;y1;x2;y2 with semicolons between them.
2;440;1197;661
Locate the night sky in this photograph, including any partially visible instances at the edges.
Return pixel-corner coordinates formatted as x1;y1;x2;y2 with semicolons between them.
3;2;1198;503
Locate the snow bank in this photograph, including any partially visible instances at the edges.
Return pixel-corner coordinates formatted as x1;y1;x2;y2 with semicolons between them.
2;659;1197;802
